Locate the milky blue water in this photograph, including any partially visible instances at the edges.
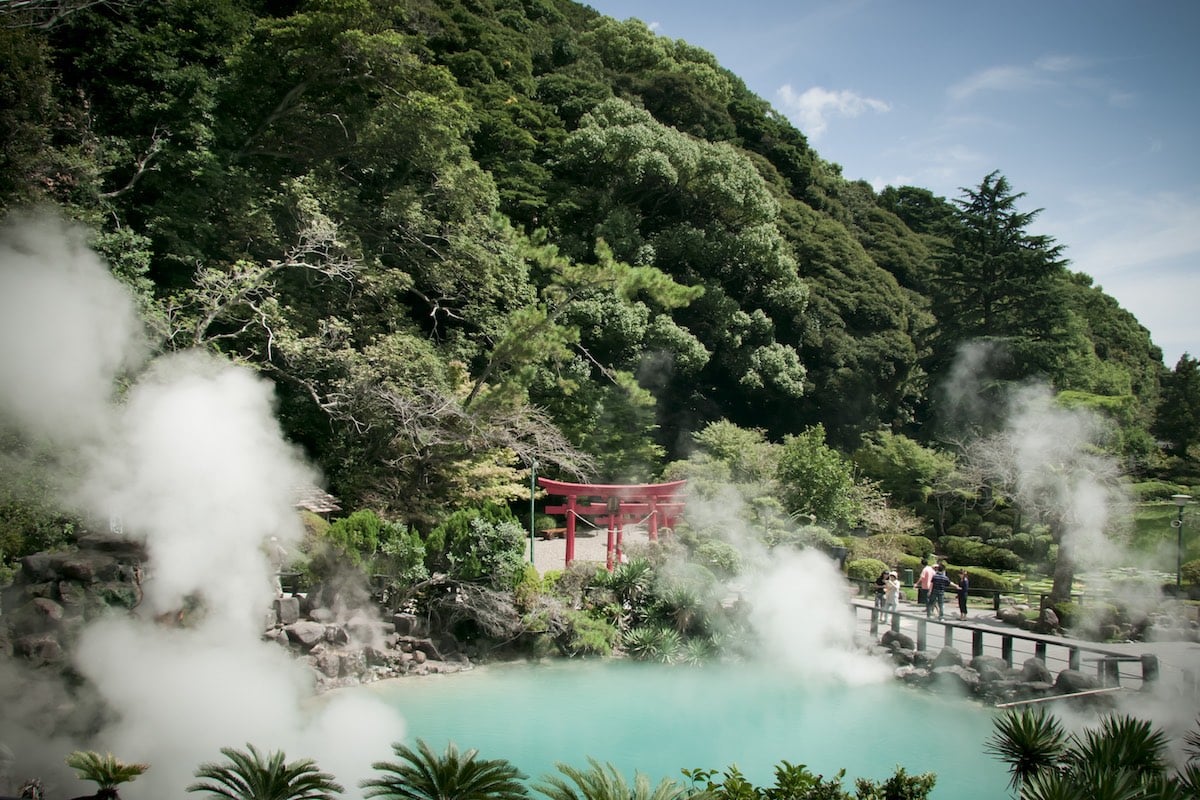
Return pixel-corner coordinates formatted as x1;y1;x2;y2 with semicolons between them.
370;660;1012;799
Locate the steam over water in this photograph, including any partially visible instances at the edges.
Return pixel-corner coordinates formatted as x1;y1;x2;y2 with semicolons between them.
0;212;406;797
368;660;1009;800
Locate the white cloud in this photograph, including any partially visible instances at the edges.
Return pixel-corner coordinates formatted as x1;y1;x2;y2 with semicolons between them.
948;64;1046;101
774;84;890;139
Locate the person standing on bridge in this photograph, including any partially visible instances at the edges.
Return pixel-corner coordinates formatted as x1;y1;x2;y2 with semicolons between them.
916;558;934;610
927;563;959;621
883;570;901;623
956;570;970;620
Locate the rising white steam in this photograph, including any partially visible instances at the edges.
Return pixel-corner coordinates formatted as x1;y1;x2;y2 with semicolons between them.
0;211;147;445
681;485;889;684
0;211;404;799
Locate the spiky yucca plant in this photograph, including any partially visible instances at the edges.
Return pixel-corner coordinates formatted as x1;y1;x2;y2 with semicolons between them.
188;744;342;800
64;751;148;799
360;740;528;800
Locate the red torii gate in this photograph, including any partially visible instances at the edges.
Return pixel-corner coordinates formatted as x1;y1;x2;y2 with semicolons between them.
538;478;686;570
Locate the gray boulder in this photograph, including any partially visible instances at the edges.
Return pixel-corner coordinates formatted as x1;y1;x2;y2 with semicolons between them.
932;665;981;694
285;621;326;649
932;646;964;668
1054;669;1099;694
1021;657;1053;683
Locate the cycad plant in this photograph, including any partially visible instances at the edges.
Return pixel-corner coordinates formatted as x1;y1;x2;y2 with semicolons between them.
986;709;1199;799
536;758;693;800
984;707;1068;793
188;744;343;800
360;740;528;800
64;751;149;800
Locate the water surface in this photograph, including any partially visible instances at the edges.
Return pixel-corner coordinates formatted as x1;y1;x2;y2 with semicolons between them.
371;660;1011;799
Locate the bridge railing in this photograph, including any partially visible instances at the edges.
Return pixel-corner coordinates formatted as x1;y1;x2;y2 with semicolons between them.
850;603;1162;691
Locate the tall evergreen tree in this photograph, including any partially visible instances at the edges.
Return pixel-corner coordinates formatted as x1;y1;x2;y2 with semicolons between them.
1154;353;1200;456
929;171;1070;386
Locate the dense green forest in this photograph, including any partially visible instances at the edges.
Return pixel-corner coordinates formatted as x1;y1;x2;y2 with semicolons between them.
2;0;1199;594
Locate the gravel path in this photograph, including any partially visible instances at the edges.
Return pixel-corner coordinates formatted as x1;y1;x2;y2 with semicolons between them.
523;525;656;574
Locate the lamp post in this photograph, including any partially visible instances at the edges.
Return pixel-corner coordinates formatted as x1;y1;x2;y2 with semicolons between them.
1171;494;1191;590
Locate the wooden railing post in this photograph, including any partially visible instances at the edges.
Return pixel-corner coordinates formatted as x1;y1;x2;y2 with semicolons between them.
917;618;927;652
1002;636;1013;667
972;630;984;658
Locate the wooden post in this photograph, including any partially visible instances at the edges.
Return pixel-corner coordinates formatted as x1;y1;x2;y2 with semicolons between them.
1002;636;1013;667
972;630;984;658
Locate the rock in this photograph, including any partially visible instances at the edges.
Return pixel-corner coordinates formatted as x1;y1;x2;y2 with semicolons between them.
20;553;65;583
340;649;367;678
1054;669;1099;694
1014;681;1054;700
1021;657;1053;683
60;553;118;583
896;665;930;686
56;581;88;611
274;596;300;626
313;650;341;678
392;613;426;637
932;646;964;668
970;655;1012;684
997;607;1025;626
412;649;427;665
324;625;349;645
889;648;915;666
880;630;915;650
932;665;981;694
13;634;63;666
285;621;326;649
309;607;335;623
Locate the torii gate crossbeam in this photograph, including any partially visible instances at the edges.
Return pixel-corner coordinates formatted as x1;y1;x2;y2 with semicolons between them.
538;478;686;569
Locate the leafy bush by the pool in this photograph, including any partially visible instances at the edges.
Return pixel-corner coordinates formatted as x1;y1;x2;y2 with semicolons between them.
623;625;682;663
560;610;617;656
1182;559;1200;585
695;539;742;577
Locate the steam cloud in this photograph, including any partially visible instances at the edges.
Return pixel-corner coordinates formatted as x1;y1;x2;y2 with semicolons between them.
680;486;890;684
0;211;404;799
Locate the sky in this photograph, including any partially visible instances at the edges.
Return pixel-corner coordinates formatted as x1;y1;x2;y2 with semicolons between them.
584;0;1200;368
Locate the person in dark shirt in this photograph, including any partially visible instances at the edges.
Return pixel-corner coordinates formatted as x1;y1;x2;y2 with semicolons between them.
873;569;888;611
927;564;959;620
956;570;970;620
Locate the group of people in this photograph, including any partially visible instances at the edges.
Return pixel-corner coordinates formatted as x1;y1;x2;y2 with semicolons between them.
873;558;970;623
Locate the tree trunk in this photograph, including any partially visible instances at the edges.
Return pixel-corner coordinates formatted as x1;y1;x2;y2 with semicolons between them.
1048;535;1074;607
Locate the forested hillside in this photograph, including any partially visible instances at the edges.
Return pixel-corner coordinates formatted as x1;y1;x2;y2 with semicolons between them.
0;0;1187;537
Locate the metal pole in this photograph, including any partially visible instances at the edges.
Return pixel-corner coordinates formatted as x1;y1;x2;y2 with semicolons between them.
1172;495;1191;591
529;459;537;564
1178;503;1184;590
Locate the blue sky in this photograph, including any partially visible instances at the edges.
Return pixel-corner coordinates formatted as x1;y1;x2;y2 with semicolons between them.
584;0;1200;368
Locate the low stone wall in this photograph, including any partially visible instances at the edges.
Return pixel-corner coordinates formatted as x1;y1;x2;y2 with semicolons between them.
872;629;1113;707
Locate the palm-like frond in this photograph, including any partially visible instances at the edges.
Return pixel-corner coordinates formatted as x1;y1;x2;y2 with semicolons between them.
1175;762;1200;796
361;740;528;800
985;707;1067;792
188;744;343;800
535;758;690;800
1064;714;1168;779
65;751;149;791
1183;717;1200;763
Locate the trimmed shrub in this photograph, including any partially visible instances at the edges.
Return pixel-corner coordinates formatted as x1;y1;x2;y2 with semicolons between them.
944;564;1013;592
1052;600;1079;628
940;535;1023;571
325;509;383;563
846;557;889;582
1181;559;1200;585
1130;480;1191;501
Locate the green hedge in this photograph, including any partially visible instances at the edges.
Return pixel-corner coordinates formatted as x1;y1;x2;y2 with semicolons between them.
940;535;1023;571
944;564;1014;592
846;558;889;583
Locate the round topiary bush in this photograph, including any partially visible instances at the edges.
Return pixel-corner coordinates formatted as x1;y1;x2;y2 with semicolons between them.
846;557;889;583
